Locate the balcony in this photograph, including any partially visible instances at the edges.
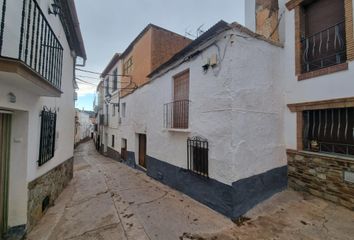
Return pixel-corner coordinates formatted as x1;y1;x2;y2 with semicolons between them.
301;21;346;73
0;0;63;96
163;100;189;129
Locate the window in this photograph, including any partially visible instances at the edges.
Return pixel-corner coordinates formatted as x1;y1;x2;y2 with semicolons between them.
113;68;118;91
163;70;190;129
38;109;57;166
105;77;109;96
187;137;208;177
123;57;133;75
122;102;126;118
112;135;115;148
299;0;346;73
303;107;354;156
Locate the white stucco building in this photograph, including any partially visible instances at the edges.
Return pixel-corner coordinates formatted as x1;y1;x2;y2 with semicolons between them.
101;20;288;218
75;109;94;145
246;0;354;210
100;0;354;218
0;0;86;236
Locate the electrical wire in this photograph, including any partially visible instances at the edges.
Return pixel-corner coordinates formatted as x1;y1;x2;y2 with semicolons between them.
76;68;132;77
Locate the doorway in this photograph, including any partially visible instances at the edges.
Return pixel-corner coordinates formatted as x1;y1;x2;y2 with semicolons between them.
0;113;11;236
121;138;127;161
138;134;146;168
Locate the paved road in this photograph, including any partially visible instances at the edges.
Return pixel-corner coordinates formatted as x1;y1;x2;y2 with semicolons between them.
27;141;354;240
27;141;233;240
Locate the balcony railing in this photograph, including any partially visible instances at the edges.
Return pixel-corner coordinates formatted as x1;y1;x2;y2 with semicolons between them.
301;21;346;73
0;0;63;89
164;100;189;129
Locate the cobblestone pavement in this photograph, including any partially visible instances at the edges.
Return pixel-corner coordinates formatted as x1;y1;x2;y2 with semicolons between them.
27;141;233;240
27;141;354;240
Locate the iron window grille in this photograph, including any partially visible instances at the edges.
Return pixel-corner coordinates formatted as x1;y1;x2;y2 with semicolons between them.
38;108;56;166
301;21;346;73
303;107;354;157
187;136;209;177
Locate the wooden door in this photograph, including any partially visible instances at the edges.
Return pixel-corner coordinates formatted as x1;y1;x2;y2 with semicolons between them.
173;70;189;128
0;113;11;236
121;139;127;161
138;134;146;168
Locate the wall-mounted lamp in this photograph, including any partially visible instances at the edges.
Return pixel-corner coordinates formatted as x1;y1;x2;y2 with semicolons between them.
48;3;61;16
8;92;16;103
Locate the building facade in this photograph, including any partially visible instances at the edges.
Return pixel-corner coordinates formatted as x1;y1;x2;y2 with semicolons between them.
0;0;86;236
98;0;354;220
74;109;94;146
103;20;288;219
246;0;354;210
98;24;191;160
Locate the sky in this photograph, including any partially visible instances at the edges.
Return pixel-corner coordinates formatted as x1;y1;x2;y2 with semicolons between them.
74;0;245;111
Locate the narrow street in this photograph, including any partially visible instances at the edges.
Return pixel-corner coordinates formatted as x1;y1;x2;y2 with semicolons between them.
27;141;234;240
27;141;354;240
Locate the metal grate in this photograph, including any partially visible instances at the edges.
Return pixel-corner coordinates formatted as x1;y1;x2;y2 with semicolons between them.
301;21;346;73
18;0;64;89
38;108;56;166
303;107;354;156
187;136;208;177
164;100;189;129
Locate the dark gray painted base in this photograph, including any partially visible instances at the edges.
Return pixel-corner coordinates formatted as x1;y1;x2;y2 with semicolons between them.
107;147;121;161
146;155;233;217
231;166;288;217
3;225;26;240
146;155;287;219
121;151;136;168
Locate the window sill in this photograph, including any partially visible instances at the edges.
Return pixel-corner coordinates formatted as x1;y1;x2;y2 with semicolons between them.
163;128;191;133
297;63;348;81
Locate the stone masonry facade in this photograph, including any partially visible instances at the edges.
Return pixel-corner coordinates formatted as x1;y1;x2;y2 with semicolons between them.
27;157;74;231
287;150;354;210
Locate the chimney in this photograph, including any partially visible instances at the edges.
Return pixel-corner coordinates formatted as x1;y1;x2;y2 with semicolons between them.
255;0;279;42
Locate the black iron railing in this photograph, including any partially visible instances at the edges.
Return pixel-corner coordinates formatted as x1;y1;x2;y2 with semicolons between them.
38;109;56;166
303;107;354;157
0;0;63;89
187;137;209;177
164;100;189;129
301;21;346;73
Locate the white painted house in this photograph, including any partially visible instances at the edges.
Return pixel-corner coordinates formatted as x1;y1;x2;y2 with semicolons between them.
99;0;354;219
0;0;86;236
246;0;354;210
74;109;94;145
102;20;288;219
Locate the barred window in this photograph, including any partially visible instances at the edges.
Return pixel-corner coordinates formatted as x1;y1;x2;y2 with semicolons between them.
187;137;209;177
303;107;354;156
38;109;56;166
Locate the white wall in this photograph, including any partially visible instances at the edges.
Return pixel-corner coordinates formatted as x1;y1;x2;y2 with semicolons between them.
280;3;354;150
112;28;286;185
0;0;76;227
8;111;28;227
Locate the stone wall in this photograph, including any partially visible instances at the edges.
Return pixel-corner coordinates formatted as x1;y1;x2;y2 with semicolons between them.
27;157;74;231
288;150;354;210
